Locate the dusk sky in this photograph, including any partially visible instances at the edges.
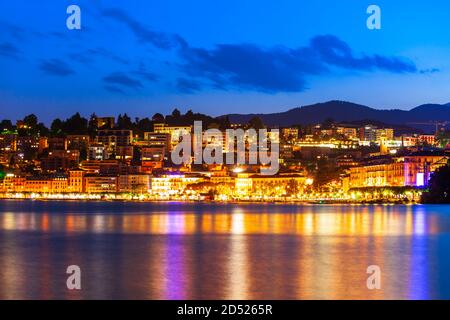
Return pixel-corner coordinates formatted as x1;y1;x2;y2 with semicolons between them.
1;0;450;123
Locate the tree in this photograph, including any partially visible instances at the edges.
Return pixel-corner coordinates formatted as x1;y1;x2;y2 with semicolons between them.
314;157;342;190
171;108;181;118
248;116;264;130
64;112;88;134
117;113;133;129
136;118;152;136
0;119;13;131
36;122;50;136
88;113;98;137
51;118;64;136
422;162;450;203
23;114;38;128
152;113;164;123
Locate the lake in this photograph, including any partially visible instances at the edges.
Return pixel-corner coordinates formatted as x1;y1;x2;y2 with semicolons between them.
0;200;449;299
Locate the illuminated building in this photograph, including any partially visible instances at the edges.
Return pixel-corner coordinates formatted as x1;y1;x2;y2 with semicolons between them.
47;137;67;151
234;173;307;198
96;129;133;157
153;123;191;148
84;174;118;193
88;143;107;160
359;125;394;144
349;152;448;188
24;174;68;193
336;126;358;139
376;128;394;142
0;173;25;192
41;150;80;172
143;132;171;150
38;136;48;153
0;132;17;152
419;134;436;146
115;145;134;160
118;174;151;193
67;135;90;150
68;168;85;192
94;116;115;129
16;136;39;156
140;146;165;173
80;160;127;175
151;174;204;194
192;130;229;153
281;127;299;141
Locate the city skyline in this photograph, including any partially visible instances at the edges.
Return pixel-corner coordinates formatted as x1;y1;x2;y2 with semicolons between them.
1;0;450;123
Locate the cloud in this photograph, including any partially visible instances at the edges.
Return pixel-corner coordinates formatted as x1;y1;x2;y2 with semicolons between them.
103;72;143;89
179;35;419;93
420;68;440;74
104;85;126;95
132;70;158;82
310;35;417;73
70;47;130;65
0;21;27;41
0;42;20;60
99;8;423;94
39;59;75;76
102;8;186;49
176;78;202;94
180;44;313;92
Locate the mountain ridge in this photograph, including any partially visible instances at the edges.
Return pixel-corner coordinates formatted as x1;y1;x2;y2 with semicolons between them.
224;100;450;132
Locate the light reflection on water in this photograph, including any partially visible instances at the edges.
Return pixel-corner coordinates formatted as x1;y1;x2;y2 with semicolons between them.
0;200;450;299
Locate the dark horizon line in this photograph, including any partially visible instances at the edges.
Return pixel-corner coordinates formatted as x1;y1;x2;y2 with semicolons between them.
3;99;450;124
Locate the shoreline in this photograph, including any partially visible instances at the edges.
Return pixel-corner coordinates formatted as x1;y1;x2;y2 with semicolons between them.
0;194;419;205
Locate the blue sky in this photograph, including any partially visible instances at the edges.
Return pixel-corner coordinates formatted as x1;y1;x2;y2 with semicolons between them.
1;0;450;123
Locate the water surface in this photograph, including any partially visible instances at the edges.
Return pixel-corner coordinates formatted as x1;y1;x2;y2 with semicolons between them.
0;200;449;299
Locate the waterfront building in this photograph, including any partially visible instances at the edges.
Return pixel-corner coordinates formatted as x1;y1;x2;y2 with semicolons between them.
0;173;26;192
68;168;86;193
234;173;307;198
24;174;68;193
151;173;204;194
118;174;151;193
84;174;118;193
349;152;448;188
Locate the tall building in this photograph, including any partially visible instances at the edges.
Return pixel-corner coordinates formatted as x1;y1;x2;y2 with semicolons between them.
68;168;85;193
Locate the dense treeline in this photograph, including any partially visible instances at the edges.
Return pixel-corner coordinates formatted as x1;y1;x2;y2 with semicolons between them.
0;108;234;138
421;160;450;203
